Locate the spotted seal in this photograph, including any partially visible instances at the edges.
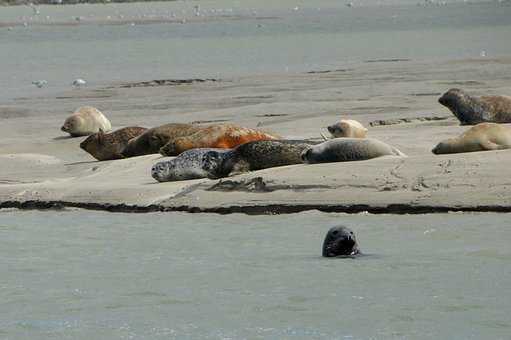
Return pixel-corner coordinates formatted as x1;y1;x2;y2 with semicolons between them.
151;148;231;182
327;119;367;138
301;138;406;164
79;126;147;161
61;106;112;137
322;225;360;257
122;123;202;158
432;122;511;154
205;140;320;178
159;124;279;156
439;88;511;125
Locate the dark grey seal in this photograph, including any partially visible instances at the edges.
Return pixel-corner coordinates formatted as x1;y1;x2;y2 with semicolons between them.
322;225;360;257
438;88;511;125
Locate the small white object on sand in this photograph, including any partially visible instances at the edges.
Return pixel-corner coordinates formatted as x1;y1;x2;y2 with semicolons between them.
32;80;47;88
72;78;87;87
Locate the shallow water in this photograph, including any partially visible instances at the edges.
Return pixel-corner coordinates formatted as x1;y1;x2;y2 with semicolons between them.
1;0;511;102
1;210;510;339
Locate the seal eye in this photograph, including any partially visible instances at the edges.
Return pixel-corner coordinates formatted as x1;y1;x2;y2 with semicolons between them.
332;230;338;235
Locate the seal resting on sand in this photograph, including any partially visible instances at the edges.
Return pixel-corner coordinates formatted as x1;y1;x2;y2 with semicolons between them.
61;106;112;137
122;123;202;158
327;119;367;138
432;122;511;155
205;140;320;178
322;225;360;257
80;126;147;161
438;88;511;125
159;124;279;156
151;148;231;182
301;138;405;164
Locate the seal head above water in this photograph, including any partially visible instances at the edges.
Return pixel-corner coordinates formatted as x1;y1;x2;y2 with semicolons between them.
439;88;511;125
322;225;360;257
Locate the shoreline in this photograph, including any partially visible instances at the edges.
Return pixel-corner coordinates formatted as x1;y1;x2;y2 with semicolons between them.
2;57;511;215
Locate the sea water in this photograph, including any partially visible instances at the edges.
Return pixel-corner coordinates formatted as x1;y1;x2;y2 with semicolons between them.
1;210;510;339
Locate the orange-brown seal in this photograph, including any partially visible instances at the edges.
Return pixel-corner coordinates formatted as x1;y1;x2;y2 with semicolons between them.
432;122;511;155
439;88;511;125
80;126;147;161
121;123;202;158
159;124;279;156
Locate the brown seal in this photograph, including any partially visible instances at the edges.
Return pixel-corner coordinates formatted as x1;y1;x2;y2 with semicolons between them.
121;123;202;158
438;88;511;125
432;122;511;155
61;106;112;137
159;124;279;156
80;126;147;161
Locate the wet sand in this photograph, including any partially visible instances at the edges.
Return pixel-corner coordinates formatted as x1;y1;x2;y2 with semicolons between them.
2;57;511;213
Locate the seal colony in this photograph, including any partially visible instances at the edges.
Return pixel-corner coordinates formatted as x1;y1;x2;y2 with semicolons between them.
58;87;511;185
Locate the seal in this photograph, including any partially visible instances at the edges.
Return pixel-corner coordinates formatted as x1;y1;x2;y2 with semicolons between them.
159;124;279;156
301;138;406;164
322;225;360;257
151;148;231;182
61;106;112;137
327;119;368;138
432;122;511;155
79;126;147;161
121;123;202;158
438;88;511;125
205;140;321;178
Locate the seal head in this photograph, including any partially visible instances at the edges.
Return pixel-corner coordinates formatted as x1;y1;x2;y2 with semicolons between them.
439;88;490;125
322;226;360;257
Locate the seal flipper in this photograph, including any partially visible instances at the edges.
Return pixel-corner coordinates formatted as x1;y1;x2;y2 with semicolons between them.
203;150;237;179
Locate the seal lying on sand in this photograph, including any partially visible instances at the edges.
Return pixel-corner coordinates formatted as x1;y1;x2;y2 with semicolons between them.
151;148;230;182
432;122;511;155
439;88;511;125
122;123;202;158
322;226;360;257
301;138;406;164
205;140;320;178
159;124;279;156
327;119;367;138
80;126;147;161
61;106;112;137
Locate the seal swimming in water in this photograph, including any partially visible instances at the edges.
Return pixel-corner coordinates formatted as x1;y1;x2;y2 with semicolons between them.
438;88;511;125
151;148;231;182
61;106;112;137
432;122;511;155
327;119;367;138
204;140;321;178
122;123;202;158
301;138;406;164
79;126;147;161
159;124;279;156
322;225;360;257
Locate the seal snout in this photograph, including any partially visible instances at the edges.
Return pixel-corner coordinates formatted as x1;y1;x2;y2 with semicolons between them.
301;148;312;163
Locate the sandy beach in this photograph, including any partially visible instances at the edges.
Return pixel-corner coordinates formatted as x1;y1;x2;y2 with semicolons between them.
2;57;511;213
